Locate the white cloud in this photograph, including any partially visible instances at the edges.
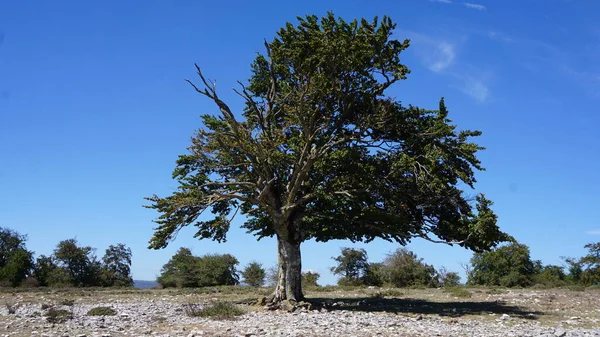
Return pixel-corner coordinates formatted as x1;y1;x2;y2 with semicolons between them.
401;31;457;73
463;3;487;10
429;42;456;72
458;76;490;102
430;0;452;3
586;230;600;235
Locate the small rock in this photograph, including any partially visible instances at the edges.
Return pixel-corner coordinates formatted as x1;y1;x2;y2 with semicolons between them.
554;329;567;337
501;314;511;320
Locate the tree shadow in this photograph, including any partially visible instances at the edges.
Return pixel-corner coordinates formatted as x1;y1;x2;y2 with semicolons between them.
307;296;543;319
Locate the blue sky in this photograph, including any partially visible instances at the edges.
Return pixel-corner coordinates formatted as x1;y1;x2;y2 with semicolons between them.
1;0;599;285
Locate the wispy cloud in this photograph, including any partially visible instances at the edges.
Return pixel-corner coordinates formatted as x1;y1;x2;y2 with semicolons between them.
463;3;487;10
457;76;490;102
430;42;456;72
401;31;457;73
430;0;452;3
400;30;492;102
586;230;600;235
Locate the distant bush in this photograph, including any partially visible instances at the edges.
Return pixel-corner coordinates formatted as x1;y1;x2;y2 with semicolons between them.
444;286;472;298
468;242;537;287
87;306;117;316
0;227;34;287
302;271;320;287
183;301;244;320
380;248;439;288
157;248;239;288
241;261;265;287
45;308;73;323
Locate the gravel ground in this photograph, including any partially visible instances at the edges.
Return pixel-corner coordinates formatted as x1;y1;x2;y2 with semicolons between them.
1;287;599;337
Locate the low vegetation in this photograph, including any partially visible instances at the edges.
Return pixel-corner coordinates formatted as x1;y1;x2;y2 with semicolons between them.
44;307;73;323
183;301;244;320
87;306;117;316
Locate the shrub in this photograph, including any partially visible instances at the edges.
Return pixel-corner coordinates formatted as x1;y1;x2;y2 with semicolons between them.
157;249;239;288
445;286;472;298
241;261;266;287
302;271;320;287
87;306;117;316
468;242;536;287
183;301;244;320
45;308;73;323
380;248;439;288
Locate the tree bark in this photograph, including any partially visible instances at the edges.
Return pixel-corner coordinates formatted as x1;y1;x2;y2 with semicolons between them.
270;234;303;303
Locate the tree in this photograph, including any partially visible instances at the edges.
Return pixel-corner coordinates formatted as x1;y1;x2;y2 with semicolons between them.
381;248;439;288
301;271;320;287
0;227;34;287
195;253;239;287
53;238;100;287
242;261;266;287
468;242;536;287
331;247;370;286
32;255;57;287
145;12;508;305
564;242;600;286
438;266;461;287
157;248;200;288
100;243;133;287
157;249;239;287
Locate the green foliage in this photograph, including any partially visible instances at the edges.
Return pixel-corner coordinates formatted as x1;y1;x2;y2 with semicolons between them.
380;248;439;288
362;262;385;287
331;247;370;286
532;264;567;287
241;261;266;287
196;254;239;287
44;307;73;323
87;306;117;316
145;13;507;299
100;243;133;287
564;242;600;286
157;248;239;288
444;286;472;298
157;248;199;288
438;267;462;287
53;238;100;287
183;301;244;320
468;242;537;287
0;227;34;287
302;271;320;287
32;255;57;287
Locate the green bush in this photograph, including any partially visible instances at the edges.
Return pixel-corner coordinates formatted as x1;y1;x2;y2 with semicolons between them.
45;308;73;323
444;286;472;298
157;249;239;288
302;271;320;287
87;306;117;316
241;261;266;287
468;242;536;287
183;301;244;320
380;248;439;288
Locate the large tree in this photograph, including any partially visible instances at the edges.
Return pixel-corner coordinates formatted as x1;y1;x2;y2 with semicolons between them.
146;13;508;305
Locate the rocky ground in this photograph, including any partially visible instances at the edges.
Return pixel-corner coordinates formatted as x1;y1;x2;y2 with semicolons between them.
1;286;599;336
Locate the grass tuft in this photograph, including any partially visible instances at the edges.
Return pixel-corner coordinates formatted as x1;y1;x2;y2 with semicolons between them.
87;306;117;316
45;307;73;323
444;286;472;298
183;301;244;320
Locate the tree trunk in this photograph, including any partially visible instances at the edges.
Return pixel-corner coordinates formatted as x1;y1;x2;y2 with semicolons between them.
270;234;303;303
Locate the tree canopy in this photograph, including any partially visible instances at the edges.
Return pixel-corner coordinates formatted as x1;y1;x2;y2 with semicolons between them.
145;12;508;303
